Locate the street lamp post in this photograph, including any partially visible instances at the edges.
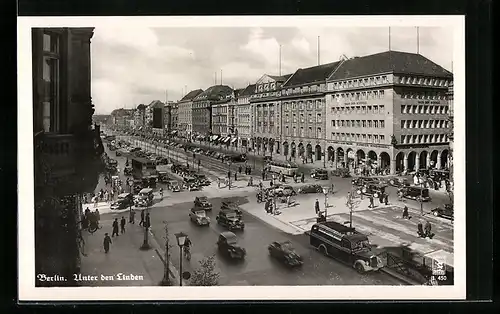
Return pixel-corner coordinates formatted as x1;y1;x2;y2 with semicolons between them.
323;152;326;169
322;187;329;219
174;232;187;286
228;160;232;190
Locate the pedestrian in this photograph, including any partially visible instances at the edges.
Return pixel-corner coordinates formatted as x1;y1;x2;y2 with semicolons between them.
293;173;297;183
398;190;404;202
301;172;305;183
315;199;320;214
145;213;151;229
384;194;389;205
378;193;384;204
402;206;409;219
95;208;100;226
262;171;265;181
264;199;270;213
139;209;145;226
417;221;425;237
228;171;231;180
287;195;292;207
159;187;163;200
120;216;126;234
424;221;432;238
129;209;135;224
93;196;98;208
369;195;374;208
259;181;263;190
234;172;237;181
238;166;242;174
103;233;112;253
112;218;119;237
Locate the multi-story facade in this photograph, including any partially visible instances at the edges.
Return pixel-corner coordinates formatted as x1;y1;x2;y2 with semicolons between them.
279;63;341;164
33;27;104;286
325;50;452;175
192;85;233;136
211;100;228;138
170;102;179;133
250;74;291;156
134;104;146;129
447;80;454;181
163;102;172;135
235;85;255;149
110;108;134;128
177;89;203;138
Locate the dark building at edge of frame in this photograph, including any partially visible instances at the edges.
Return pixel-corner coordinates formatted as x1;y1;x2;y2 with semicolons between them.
33;27;104;286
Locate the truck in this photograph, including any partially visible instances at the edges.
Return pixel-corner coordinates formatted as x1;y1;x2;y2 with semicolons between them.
132;157;157;180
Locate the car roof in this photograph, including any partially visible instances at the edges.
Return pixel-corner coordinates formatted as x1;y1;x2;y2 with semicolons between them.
118;193;131;197
139;188;153;193
197;196;208;199
220;231;237;239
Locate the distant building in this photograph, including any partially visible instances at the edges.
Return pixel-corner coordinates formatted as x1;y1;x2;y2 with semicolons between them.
178;89;203;138
192;85;233;136
134;104;146;129
235;84;255;149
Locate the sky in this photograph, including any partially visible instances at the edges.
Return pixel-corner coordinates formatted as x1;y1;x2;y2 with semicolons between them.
91;26;454;114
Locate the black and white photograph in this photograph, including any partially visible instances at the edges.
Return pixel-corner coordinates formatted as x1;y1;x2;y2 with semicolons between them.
18;16;465;300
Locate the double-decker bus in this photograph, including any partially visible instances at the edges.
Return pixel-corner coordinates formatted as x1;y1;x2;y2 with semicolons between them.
267;160;299;176
132;157;157;179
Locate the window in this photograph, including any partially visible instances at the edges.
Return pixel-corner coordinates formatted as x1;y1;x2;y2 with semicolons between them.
362;120;366;128
380;105;385;113
41;32;61;132
308;113;313;123
300;127;304;137
380;120;385;128
374;120;379;128
368;120;372;128
299;102;304;110
300;114;305;123
331;120;336;127
317;113;322;123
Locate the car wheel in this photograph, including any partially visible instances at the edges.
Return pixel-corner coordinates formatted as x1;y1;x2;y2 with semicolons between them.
433;211;439;217
362;187;367;193
374;193;379;198
354;263;365;274
389;179;395;185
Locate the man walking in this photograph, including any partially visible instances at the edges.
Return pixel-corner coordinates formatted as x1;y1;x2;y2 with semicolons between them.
120;216;126;234
145;213;151;230
238;166;242;174
234;172;237;181
103;233;112;253
129;209;136;224
112;218;119;237
369;195;374;208
139;209;145;226
315;199;320;215
402;206;409;219
424;221;432;238
301;172;305;183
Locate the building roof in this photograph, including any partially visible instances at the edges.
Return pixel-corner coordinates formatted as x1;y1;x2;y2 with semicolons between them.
180;89;204;102
239;84;256;97
147;100;165;109
283;62;341;87
268;73;292;82
328;50;452;80
194;85;233;101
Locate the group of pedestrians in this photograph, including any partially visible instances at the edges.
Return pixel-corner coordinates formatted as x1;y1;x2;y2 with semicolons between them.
102;209;151;254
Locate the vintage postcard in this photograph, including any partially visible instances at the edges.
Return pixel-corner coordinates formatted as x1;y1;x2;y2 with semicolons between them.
18;15;465;301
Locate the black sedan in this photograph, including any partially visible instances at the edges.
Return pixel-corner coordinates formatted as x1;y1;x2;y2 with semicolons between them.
268;240;303;267
431;204;454;220
297;184;324;194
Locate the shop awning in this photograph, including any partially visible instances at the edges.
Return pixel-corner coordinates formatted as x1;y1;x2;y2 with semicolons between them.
224;137;231;143
231;138;237;143
213;135;219;141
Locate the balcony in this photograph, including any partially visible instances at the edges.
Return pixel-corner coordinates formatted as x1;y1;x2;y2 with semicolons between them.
35;129;104;197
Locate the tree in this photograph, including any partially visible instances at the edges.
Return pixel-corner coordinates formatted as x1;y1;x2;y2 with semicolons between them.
160;221;174;286
190;255;220;286
345;191;362;228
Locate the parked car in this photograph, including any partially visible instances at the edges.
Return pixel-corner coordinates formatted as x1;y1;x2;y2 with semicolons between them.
216;209;245;231
331;168;350;178
189;207;211;226
431;204;454;220
183;177;201;191
193;174;211;186
297;184;324;194
110;193;134;210
216;231;246;259
356;183;387;198
311;169;329;180
352;177;380;187
268;240;303;267
273;185;297;197
398;186;431;202
386;177;410;188
194;196;212;211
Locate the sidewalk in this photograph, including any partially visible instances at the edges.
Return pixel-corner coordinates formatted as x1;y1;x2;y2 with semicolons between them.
79;213;180;286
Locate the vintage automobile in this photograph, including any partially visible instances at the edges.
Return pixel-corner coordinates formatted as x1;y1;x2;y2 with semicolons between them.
216;209;245;231
183;177;201;191
216;231;246;259
193;174;211;186
134;188;154;207
297;184;324;194
351;177;380;187
431;204;454;220
429;169;450;181
132;179;144;194
110;193;134;210
331;168;351;178
158;171;170;183
398;186;432;202
220;201;243;217
386;177;410;188
309;221;384;273
311;168;329;180
356;183;387;198
194;196;212;211
189;208;211;226
108;159;118;167
272;185;297;197
268;240;303;267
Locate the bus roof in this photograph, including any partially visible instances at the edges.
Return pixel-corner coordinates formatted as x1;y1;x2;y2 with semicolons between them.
132;157;155;164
